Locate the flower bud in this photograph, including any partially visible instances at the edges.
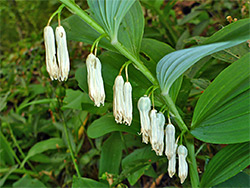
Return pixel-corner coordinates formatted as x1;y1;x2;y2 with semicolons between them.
165;123;176;159
123;82;132;126
113;75;125;124
44;26;59;80
86;53;105;107
178;145;188;184
55;26;70;81
137;96;151;144
168;143;177;178
149;109;157;146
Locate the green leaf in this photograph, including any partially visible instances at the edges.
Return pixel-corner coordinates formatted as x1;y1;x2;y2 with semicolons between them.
87;114;139;139
87;0;135;43
200;142;250;187
62;15;115;52
20;138;65;168
0;131;15;165
118;1;144;56
99;132;123;176
0;165;18;187
72;176;108;188
157;18;250;95
121;146;160;185
214;172;250;188
63;89;110;114
18;98;57;111
12;175;46;188
191;53;250;144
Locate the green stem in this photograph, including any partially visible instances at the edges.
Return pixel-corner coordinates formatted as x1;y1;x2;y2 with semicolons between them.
162;94;188;131
185;134;199;188
90;33;108;54
61;112;81;177
7;123;36;172
0;168;38;177
59;0;105;34
47;4;65;26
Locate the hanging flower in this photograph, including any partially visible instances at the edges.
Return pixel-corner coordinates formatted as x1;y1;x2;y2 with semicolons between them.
137;96;151;144
123;81;132;126
149;109;157;148
113;75;125;124
156;112;165;156
168;143;177;178
165;123;176;159
44;26;59;80
178;145;188;184
86;53;105;107
55;26;70;81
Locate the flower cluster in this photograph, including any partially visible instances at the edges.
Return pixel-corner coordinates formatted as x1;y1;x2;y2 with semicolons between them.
113;75;133;126
44;25;70;81
137;95;188;184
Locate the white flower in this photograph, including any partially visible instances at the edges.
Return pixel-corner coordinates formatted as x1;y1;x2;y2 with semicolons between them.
55;26;70;81
113;75;125;124
123;82;132;126
156;112;165;156
178;145;188;184
165;123;176;159
149;109;157;147
86;53;105;107
137;96;151;144
44;26;59;80
168;143;177;178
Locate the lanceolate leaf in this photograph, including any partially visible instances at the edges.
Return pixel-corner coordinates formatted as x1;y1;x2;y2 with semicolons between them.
87;0;135;43
191;53;250;144
156;18;250;95
118;1;144;56
200;142;250;187
99;133;123;176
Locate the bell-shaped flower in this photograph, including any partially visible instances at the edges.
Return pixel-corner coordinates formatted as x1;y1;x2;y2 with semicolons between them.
137;96;151;144
168;143;177;178
86;53;105;107
149;109;157;147
156;112;165;156
55;26;70;81
165;123;176;159
113;75;125;124
178;145;188;184
123;82;132;126
44;26;59;80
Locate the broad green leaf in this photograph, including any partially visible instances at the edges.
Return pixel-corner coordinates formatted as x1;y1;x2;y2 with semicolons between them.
99;132;123;176
214;172;250;188
62;15;115;52
72;176;108;188
200;142;250;187
191;53;250;143
12;175;46;188
121;146;160;185
157;18;250;95
20;138;65;168
118;1;144;56
62;89;110;114
0;131;15;165
87;114;139;139
87;0;135;43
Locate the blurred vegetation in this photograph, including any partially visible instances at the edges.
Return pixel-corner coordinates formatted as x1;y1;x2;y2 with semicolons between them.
0;0;249;187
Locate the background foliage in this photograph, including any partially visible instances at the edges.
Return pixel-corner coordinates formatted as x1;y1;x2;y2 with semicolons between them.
0;0;249;187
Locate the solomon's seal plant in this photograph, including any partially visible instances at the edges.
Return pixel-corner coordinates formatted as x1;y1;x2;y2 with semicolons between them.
34;0;250;187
